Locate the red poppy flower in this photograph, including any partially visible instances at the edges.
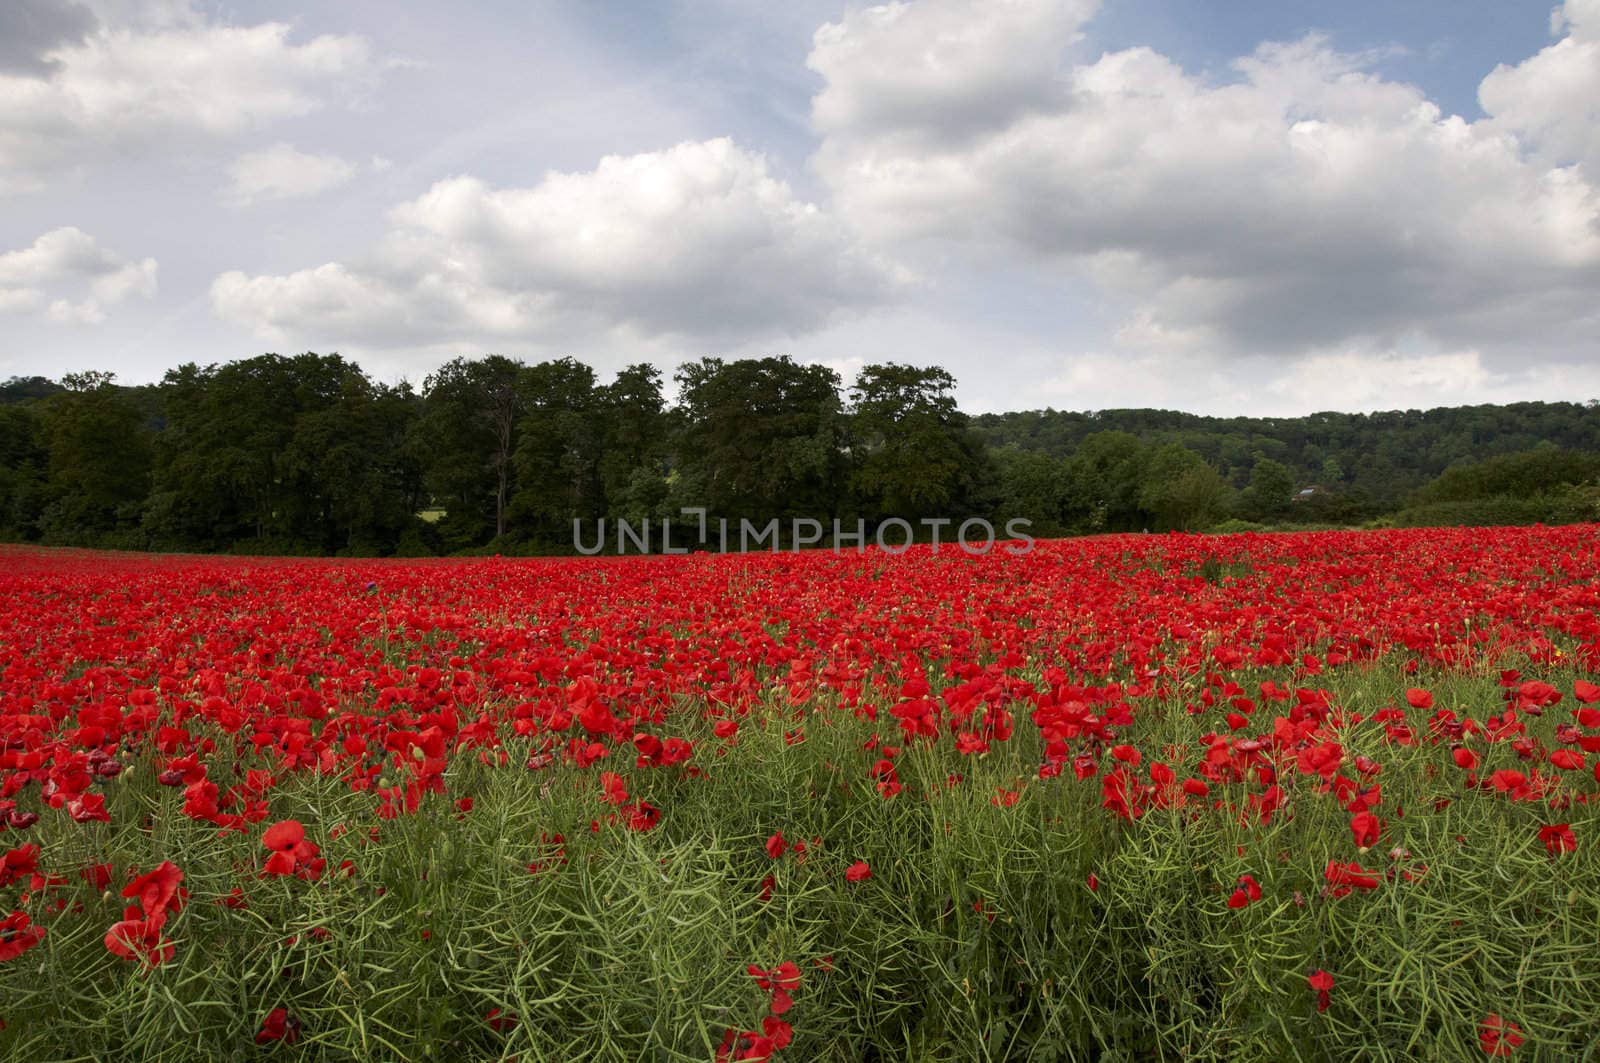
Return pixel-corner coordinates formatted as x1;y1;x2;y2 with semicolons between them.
1488;769;1527;794
1549;749;1585;771
748;961;802;1015
1479;1014;1523;1056
845;860;872;882
262;819;304;852
765;832;787;860
122;860;185;917
0;845;39;889
484;1008;518;1032
599;771;629;806
1350;811;1381;850
104;907;174;969
255;1007;301;1045
1324;860;1381;898
262;819;322;878
1227;874;1262;909
0;910;45;962
1307;969;1333;1012
1539;823;1576;856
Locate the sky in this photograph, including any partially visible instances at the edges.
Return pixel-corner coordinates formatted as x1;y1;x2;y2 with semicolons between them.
0;0;1596;416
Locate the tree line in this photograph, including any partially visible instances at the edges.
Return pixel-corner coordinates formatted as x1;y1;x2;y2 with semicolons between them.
1;355;1596;556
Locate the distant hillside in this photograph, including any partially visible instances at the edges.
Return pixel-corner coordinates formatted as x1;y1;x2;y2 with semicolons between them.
973;402;1600;511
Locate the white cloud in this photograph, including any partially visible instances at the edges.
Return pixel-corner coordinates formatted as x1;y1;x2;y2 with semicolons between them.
0;4;377;194
809;0;1099;144
1265;346;1496;411
808;0;1600;368
1478;0;1600;178
1027;342;1591;418
225;142;356;205
212;137;905;348
0;226;158;324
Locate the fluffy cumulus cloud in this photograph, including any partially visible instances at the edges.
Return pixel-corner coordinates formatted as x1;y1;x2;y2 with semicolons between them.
809;0;1099;144
211;137;904;348
225;143;357;205
1479;0;1600;178
0;227;158;324
809;0;1600;373
0;0;376;194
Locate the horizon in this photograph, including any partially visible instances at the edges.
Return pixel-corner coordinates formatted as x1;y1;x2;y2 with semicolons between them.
10;351;1600;423
1;0;1597;416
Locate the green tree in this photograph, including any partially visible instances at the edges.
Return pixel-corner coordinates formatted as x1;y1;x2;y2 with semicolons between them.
991;446;1070;535
510;358;604;547
1242;458;1295;522
0;375;66;404
598;364;672;522
1413;448;1600;504
146;354;419;552
674;356;849;527
1065;432;1149;532
1138;444;1230;531
278;374;424;554
37;374;153;544
414;355;526;545
0;402;48;537
848;363;990;524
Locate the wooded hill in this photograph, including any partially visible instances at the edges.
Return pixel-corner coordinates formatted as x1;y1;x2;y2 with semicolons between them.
1;357;1596;556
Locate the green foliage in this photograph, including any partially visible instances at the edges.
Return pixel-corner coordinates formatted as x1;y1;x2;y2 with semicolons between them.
1394;489;1598;529
849;363;991;523
1140;443;1233;531
413;355;526;544
991;447;1071;536
975;400;1600;517
1205;518;1269;534
7;356;1600;556
1064;431;1150;532
509;358;605;547
674;356;851;525
1241;458;1295;522
36;377;153;545
0;375;66;404
1412;447;1600;505
0;403;48;537
144;355;423;554
3;661;1599;1060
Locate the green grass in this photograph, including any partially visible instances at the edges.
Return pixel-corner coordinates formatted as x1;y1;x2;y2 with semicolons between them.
2;659;1598;1061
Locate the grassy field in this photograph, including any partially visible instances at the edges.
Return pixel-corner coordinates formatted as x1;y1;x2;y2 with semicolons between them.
1;530;1597;1060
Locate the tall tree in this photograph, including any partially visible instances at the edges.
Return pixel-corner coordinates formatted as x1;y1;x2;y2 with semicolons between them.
37;374;153;543
598;363;672;522
1065;431;1149;532
1139;444;1230;531
0;402;48;537
511;358;603;547
414;355;526;543
848;363;990;523
674;356;849;525
146;353;415;552
1242;458;1295;522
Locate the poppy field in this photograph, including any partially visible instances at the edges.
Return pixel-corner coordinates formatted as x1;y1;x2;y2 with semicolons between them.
2;527;1600;1061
